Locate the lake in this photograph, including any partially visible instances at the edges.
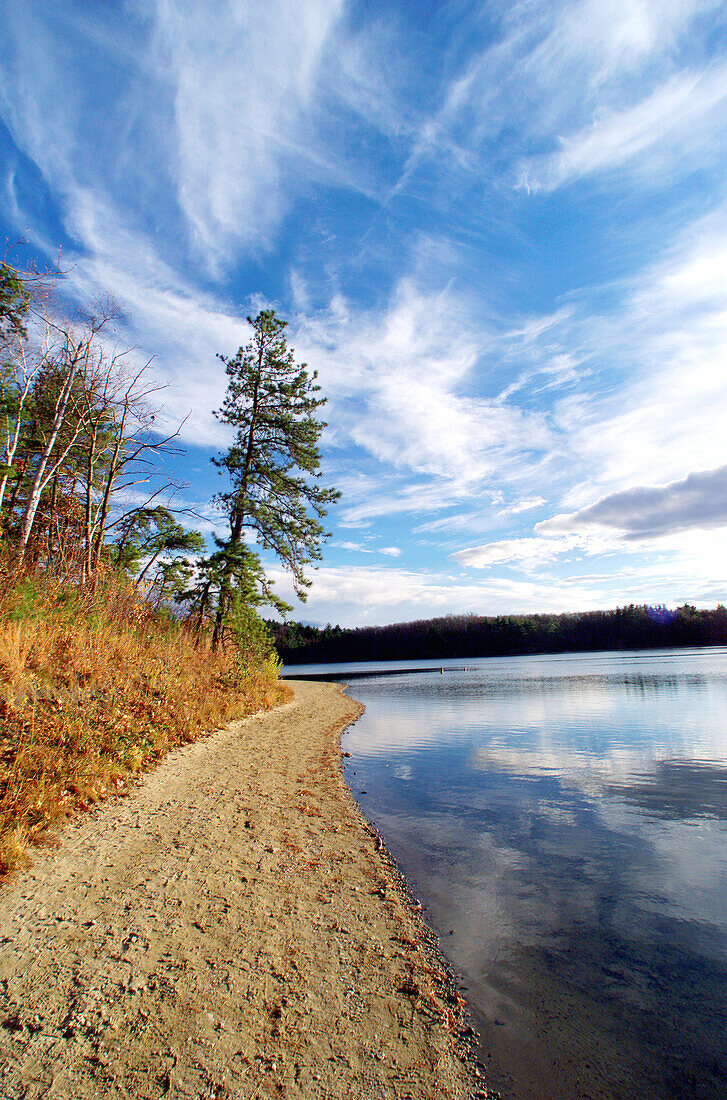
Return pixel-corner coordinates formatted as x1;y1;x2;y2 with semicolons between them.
285;648;727;1099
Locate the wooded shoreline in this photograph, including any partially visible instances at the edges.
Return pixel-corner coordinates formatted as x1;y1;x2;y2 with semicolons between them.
273;603;727;665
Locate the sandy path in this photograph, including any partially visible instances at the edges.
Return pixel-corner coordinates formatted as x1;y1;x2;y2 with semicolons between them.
0;681;483;1099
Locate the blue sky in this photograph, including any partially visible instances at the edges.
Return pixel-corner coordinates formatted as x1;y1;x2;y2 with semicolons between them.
2;0;727;626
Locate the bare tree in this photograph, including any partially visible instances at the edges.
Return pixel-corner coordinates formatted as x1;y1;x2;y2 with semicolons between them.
0;328;52;515
15;307;114;560
87;375;186;576
2;266;193;584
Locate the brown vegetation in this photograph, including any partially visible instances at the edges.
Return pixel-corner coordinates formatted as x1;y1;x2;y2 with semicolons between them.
0;261;292;877
0;682;479;1099
0;565;289;877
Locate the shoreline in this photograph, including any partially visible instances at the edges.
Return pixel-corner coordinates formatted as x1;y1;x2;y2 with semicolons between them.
0;680;485;1098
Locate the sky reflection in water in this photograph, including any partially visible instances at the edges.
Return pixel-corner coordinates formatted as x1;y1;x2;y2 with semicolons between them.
334;649;727;1100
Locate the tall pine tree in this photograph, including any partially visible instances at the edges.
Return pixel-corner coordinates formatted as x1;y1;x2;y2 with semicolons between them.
208;309;338;648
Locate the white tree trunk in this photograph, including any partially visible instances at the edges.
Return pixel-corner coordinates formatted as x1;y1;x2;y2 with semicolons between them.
16;342;87;559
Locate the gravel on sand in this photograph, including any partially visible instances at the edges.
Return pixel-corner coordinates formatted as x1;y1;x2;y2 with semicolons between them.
0;681;484;1099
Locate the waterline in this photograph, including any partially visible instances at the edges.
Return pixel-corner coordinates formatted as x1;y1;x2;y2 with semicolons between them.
326;648;727;1100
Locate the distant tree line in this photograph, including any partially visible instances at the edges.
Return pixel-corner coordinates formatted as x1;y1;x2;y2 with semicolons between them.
271;604;727;664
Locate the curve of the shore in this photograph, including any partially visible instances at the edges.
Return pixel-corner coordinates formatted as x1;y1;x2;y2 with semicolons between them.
0;680;484;1099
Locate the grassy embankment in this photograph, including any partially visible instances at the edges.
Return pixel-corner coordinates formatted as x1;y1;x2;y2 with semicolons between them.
0;566;289;877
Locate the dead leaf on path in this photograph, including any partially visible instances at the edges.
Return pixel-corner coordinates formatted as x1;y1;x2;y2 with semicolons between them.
298;803;321;817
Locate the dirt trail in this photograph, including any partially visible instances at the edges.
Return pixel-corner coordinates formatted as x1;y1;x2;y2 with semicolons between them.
0;681;483;1099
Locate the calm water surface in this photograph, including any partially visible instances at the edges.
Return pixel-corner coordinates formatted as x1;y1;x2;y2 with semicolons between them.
286;648;727;1099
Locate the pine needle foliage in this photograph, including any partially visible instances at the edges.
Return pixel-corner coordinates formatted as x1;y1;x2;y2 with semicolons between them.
208;310;339;647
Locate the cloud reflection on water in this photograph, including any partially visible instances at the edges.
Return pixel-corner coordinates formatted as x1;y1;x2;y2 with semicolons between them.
343;650;727;1099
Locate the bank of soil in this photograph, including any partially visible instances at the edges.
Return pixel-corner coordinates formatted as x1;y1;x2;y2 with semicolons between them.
0;681;485;1099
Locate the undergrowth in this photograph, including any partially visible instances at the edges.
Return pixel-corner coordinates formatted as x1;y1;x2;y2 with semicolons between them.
0;566;290;877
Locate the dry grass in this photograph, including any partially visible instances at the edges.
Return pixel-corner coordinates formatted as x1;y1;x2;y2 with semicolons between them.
0;567;290;877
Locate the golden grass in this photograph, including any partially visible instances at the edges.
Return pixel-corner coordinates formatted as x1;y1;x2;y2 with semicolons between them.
0;569;290;877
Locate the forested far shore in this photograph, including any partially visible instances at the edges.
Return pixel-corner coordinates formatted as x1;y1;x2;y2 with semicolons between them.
271;604;727;665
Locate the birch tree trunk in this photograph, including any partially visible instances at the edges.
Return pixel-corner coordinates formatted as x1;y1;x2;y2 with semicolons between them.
0;340;47;514
16;337;88;560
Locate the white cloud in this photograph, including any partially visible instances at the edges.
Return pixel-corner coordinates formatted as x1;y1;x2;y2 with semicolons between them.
539;465;727;539
149;0;344;268
338;481;470;528
452;533;591;569
386;0;725;200
521;0;719;90
445;521;727;614
296;278;552;494
54;190;248;444
266;562;618;626
501;206;727;515
519;64;727;191
640;227;727;310
380;546;402;557
498;497;547;517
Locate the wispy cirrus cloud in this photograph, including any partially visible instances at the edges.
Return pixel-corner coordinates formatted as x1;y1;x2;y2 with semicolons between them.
0;1;358;265
295;278;552;498
491;205;727;515
498;498;547;517
148;0;347;268
518;0;722;90
385;0;727;198
335;540;400;558
518;63;727;192
452;533;592;570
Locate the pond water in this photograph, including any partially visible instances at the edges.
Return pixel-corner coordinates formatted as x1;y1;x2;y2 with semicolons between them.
286;648;727;1099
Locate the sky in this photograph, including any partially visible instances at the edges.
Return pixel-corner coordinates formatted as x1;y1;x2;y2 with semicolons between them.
2;0;727;627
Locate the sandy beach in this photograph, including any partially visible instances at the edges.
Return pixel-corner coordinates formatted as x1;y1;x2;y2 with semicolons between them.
0;680;485;1099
